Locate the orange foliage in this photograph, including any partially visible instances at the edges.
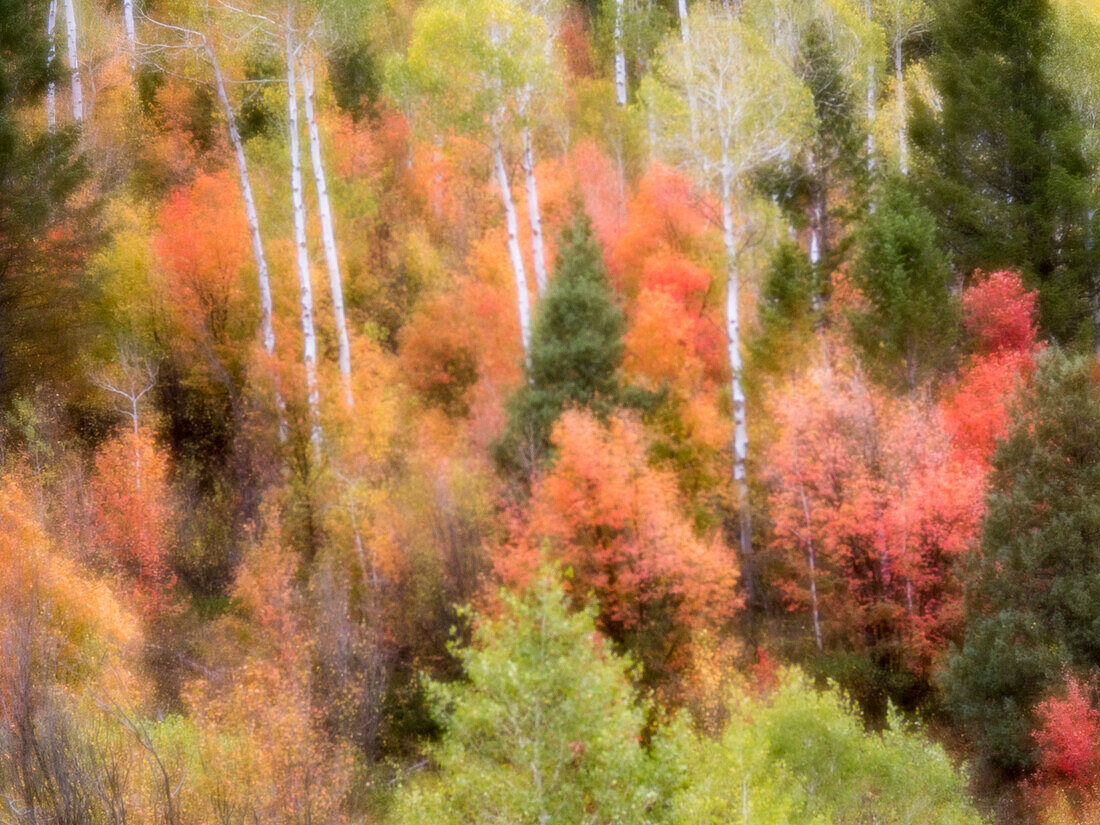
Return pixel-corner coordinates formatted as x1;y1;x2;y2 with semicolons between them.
495;410;740;690
154;170;251;369
185;510;350;823
91;428;177;618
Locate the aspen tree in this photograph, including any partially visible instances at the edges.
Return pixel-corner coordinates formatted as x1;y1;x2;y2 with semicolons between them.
646;1;812;603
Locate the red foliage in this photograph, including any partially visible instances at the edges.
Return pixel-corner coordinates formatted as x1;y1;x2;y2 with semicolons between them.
963;270;1039;355
766;349;981;676
943;271;1039;468
495;410;740;690
1032;675;1100;797
91;428;176;618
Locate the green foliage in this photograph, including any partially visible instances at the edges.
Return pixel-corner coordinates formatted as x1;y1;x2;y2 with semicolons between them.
496;210;627;475
749;240;818;376
944;349;1100;775
0;0;99;405
850;176;958;388
911;0;1097;345
666;671;984;825
328;41;383;120
756;674;983;824
391;569;670;825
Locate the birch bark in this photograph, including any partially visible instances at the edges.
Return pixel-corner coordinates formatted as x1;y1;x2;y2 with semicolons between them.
521;124;548;295
494;140;532;367
63;0;82;121
614;0;627;105
123;0;135;48
302;58;354;408
206;38;286;437
287;34;323;453
720;165;755;604
46;0;57;129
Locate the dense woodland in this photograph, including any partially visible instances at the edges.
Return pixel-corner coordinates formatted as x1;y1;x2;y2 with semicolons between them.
8;0;1100;822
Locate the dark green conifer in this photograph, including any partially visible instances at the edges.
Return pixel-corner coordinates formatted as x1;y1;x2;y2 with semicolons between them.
496;208;626;477
911;0;1096;345
944;350;1100;775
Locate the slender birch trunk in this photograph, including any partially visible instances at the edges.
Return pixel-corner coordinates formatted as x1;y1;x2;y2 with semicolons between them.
493;139;532;368
302;57;354;408
677;0;690;43
720;168;755;605
613;0;627;106
122;0;135;49
46;0;57;129
63;0;82;122
799;485;823;652
895;38;908;176
287;35;323;453
206;38;286;438
521;124;548;296
866;61;876;171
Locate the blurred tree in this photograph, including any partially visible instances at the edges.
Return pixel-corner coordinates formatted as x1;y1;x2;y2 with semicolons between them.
910;0;1097;345
944;349;1100;776
496;209;626;476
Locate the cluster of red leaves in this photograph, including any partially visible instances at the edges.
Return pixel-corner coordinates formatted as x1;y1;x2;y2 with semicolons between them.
91;429;176;618
1032;675;1100;799
495;410;740;686
765;272;1039;675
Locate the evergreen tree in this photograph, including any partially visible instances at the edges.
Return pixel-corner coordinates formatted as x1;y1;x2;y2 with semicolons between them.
496;209;626;476
910;0;1096;345
0;0;97;404
850;176;957;389
943;349;1100;776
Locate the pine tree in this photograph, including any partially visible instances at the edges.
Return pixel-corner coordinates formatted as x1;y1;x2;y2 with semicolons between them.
850;176;957;389
910;0;1096;345
943;349;1100;776
496;209;626;477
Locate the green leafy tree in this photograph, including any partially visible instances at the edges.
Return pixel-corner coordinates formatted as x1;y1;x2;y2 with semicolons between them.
496;210;626;476
910;0;1096;345
850;175;957;388
391;570;671;825
943;349;1100;776
670;671;984;825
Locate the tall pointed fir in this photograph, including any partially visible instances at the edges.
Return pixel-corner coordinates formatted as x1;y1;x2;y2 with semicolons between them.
496;209;626;478
910;0;1097;345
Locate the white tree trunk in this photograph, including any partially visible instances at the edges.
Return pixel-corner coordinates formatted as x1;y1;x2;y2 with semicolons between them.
721;170;755;605
521;126;548;296
62;0;82;122
613;0;627;106
677;0;690;43
896;38;908;176
287;38;323;454
866;60;876;171
46;0;57;129
122;0;135;48
206;39;285;438
494;140;532;369
302;58;354;408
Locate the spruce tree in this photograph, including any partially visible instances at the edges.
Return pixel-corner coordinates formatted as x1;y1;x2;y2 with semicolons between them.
850;176;957;389
910;0;1096;345
943;350;1100;775
496;209;626;477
